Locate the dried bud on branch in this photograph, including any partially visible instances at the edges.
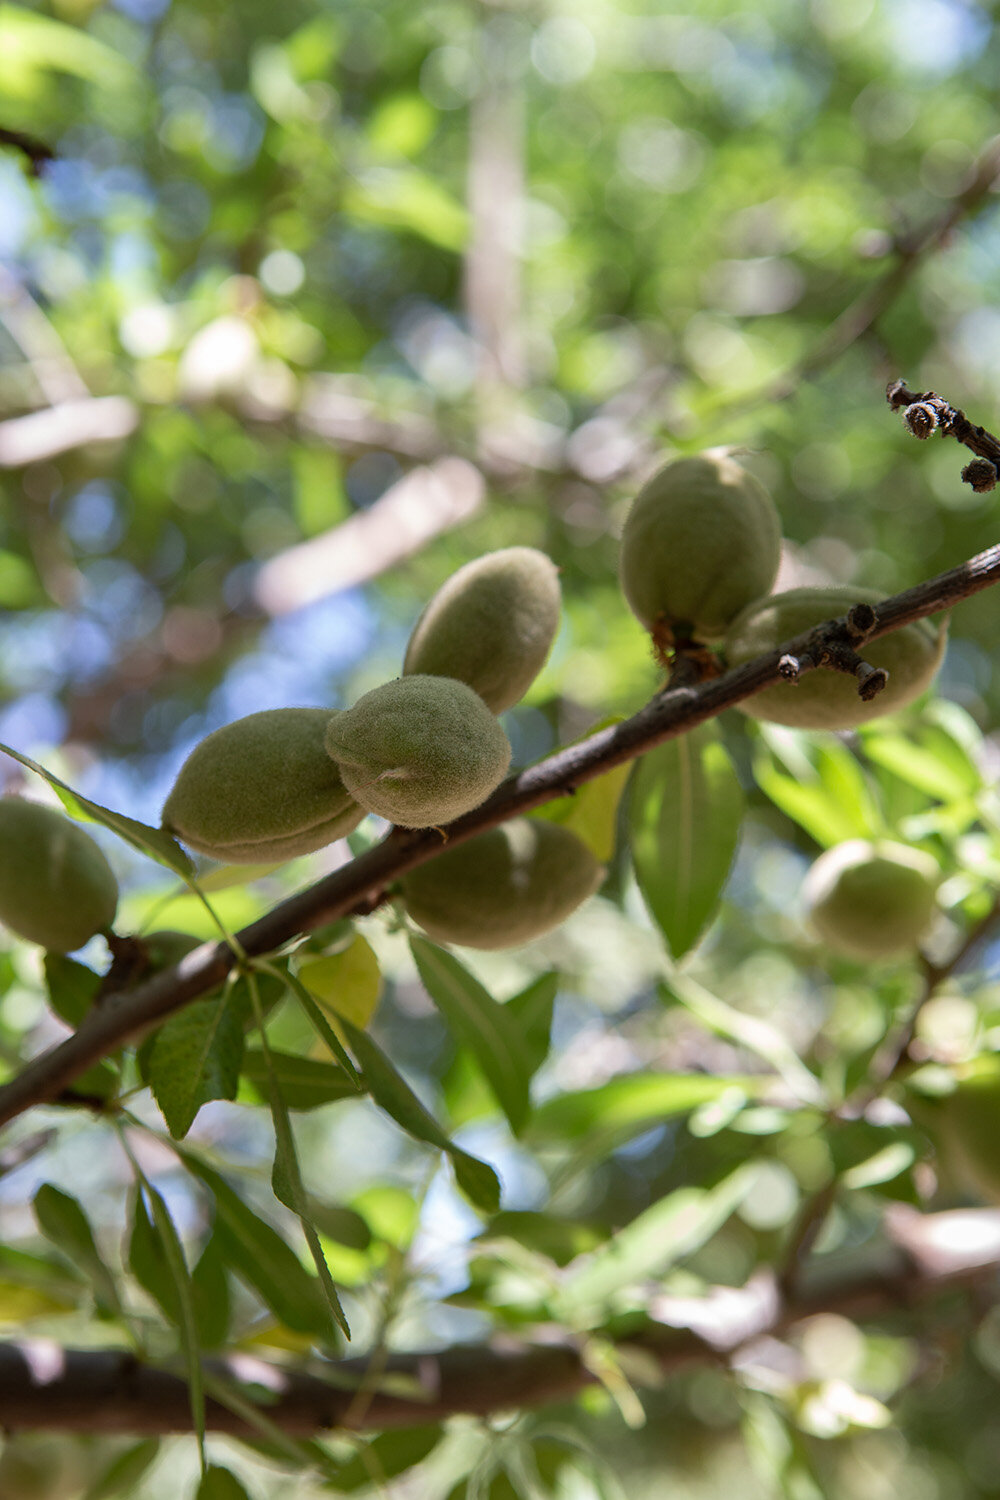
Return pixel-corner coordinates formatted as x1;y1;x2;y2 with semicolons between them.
904;402;939;440
961;457;998;493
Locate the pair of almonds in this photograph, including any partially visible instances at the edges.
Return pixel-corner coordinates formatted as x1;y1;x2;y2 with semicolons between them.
620;451;946;728
163;545;561;858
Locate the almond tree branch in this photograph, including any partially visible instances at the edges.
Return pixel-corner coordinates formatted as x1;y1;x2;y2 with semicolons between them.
1;1202;997;1433
1;538;999;1128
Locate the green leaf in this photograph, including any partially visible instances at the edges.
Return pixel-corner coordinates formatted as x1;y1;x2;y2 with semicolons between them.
629;724;744;959
861;728;981;801
660;967;825;1105
33;1184;121;1317
534;750;630;862
529;1072;757;1151
305;1201;371;1250
0;5;139;91
135;1179;205;1460
0;740;192;875
149;981;247;1139
557;1166;756;1315
281;968;362;1088
755;732;881;848
298;934;382;1028
506;972;557;1080
43;953;100;1027
250;976;349;1338
241;1049;359;1110
411;938;531;1135
180;1155;338;1340
82;1439;160;1500
326;1425;444;1491
196;1466;251;1500
128;1195;230;1348
189;1234;231;1350
340;1018;501;1213
343;166;468;250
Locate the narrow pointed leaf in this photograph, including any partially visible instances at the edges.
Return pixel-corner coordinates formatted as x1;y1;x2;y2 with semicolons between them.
250;978;349;1337
180;1154;338;1340
0;741;192;874
507;972;557;1080
128;1194;230;1348
411;938;531;1135
282;968;362;1088
630;724;743;959
240;1049;359;1110
298;934;382;1028
341;1017;500;1213
139;1178;205;1459
558;1165;756;1314
33;1184;121;1317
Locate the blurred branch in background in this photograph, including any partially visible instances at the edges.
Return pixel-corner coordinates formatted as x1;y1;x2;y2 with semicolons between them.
254;456;485;615
0;265;89;408
2;1201;998;1433
464;12;526;409
0;396;138;467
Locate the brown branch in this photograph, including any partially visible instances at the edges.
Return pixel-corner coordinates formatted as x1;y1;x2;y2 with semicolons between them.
1;1203;997;1433
1;538;999;1127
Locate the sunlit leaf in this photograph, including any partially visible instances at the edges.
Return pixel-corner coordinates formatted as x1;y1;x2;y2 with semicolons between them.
557;1165;757;1314
298;933;382;1029
534;743;630;862
529;1071;759;1151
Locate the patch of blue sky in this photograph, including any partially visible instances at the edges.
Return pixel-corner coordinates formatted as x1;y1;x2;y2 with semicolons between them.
213;588;374;723
0;692;67;754
0;161;37;257
885;0;990;77
0;612;114;692
79;559;163;641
